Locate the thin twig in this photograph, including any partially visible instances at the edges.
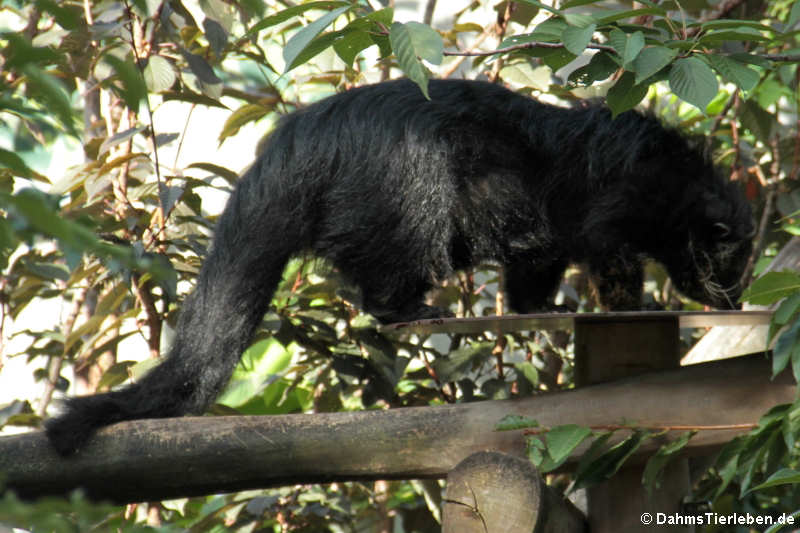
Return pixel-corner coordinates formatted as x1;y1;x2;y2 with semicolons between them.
122;0;167;248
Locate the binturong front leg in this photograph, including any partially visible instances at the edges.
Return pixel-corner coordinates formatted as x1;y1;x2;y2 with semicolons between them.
588;254;644;311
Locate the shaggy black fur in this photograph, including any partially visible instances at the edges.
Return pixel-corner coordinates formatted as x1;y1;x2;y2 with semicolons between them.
45;78;753;455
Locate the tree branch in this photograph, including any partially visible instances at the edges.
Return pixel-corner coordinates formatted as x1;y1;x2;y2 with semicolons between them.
2;353;791;503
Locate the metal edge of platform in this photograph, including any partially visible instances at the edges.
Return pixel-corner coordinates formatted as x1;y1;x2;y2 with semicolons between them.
380;310;774;336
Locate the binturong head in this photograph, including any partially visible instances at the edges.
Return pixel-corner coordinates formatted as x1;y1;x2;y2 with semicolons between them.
662;179;755;310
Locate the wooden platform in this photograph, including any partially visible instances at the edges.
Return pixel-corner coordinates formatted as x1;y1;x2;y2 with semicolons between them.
382;310;773;335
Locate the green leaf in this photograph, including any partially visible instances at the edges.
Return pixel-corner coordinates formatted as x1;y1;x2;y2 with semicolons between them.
200;0;234;32
283;6;351;73
773;292;800;326
21;65;77;135
526;436;545;465
573;431;648;490
499;20;567;48
500;63;551;91
562;13;595;28
773;321;800;378
162;89;229;109
287;29;348;69
389;22;444;98
541;47;577;71
739;99;776;143
643;431;696;491
34;0;80;30
568;51;618;87
668;56;718;112
244;1;349;37
24;261;71;281
706;54;760;93
542;424;593;472
515;0;561;15
532;18;568;42
632;46;677;85
364;7;393;27
698;27;770;44
103;55;148;113
594;7;666;25
180;49;222;85
713;437;743;499
789;1;800;27
495;414;539;431
433;341;493;382
741;271;800;305
219;103;270;143
96;361;137;390
220;338;296;407
99;126;148;156
187;162;240;183
696;19;776;32
333;29;374;66
608;29;644;68
203;18;229;58
749;468;800;492
514;361;540;386
3;32;60;69
0;149;34;179
143;55;176;93
606;71;648;117
562;23;596;55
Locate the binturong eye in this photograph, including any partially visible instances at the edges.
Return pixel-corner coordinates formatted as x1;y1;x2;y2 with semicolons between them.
713;222;732;239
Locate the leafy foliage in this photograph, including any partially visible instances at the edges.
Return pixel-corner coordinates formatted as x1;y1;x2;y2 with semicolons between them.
0;0;799;530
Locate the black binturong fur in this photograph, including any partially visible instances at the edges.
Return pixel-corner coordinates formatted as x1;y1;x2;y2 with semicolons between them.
45;78;754;455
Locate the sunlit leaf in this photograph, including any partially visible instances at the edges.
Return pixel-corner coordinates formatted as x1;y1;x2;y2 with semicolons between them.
741;271;800;305
219;104;270;143
389;21;444;98
143;55;176;93
333;29;374;66
562;23;596;55
542;424;593;472
283;6;351;73
244;1;349;38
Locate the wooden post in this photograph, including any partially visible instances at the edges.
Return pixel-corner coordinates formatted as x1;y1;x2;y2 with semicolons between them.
442;451;586;533
574;315;691;532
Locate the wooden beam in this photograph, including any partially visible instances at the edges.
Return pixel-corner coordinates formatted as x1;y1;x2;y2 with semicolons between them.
0;354;791;503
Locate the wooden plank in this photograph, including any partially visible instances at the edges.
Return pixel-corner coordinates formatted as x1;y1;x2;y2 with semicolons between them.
382;310;773;336
575;315;687;532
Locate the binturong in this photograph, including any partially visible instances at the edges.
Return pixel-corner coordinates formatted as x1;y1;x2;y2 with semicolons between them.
45;78;754;455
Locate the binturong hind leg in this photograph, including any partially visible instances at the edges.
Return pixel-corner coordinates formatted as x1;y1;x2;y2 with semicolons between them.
358;271;451;324
588;254;644;310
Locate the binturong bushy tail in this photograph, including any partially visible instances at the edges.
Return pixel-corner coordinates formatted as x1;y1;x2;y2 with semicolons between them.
45;156;304;456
